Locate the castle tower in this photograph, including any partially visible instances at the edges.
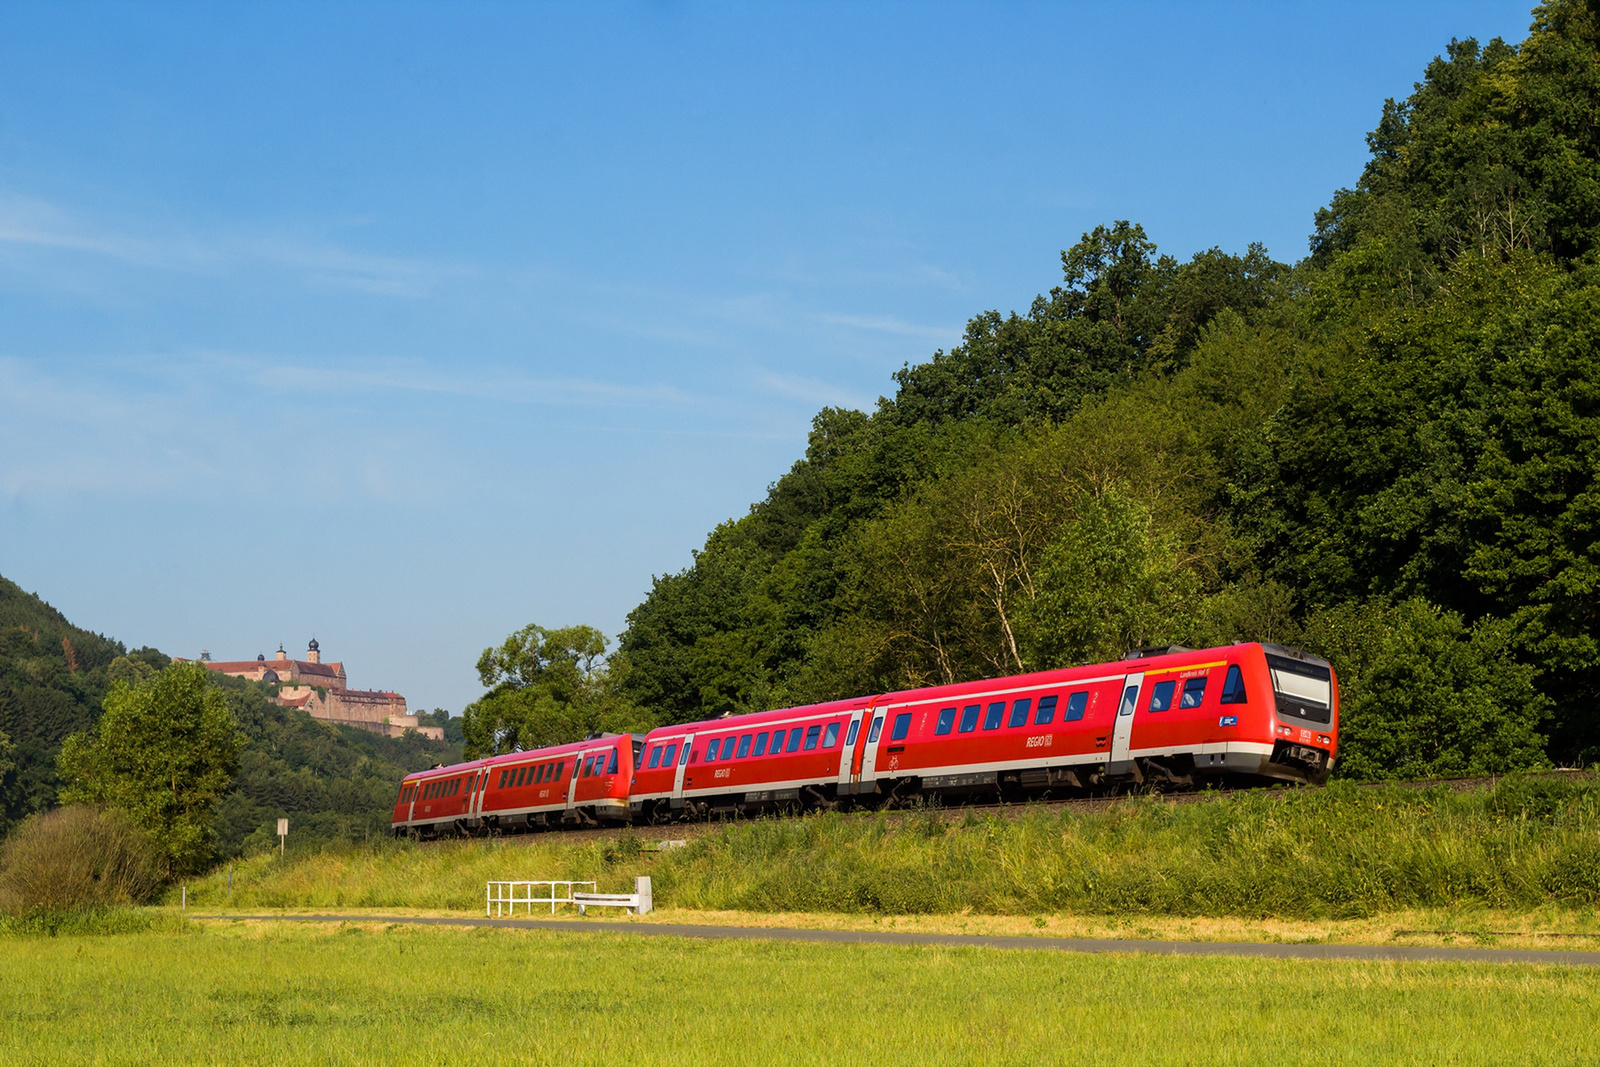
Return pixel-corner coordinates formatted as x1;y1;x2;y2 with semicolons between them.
307;637;321;665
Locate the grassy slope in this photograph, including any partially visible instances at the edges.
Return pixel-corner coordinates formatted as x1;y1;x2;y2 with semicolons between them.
1;921;1596;1066
184;776;1600;921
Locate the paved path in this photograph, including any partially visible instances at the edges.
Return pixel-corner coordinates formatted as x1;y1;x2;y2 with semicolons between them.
194;913;1600;967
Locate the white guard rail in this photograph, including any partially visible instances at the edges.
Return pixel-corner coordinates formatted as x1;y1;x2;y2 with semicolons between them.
487;880;597;916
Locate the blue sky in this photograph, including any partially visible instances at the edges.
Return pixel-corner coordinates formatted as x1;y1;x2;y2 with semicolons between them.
0;1;1536;712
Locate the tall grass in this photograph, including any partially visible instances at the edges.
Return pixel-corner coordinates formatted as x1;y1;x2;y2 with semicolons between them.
188;776;1600;920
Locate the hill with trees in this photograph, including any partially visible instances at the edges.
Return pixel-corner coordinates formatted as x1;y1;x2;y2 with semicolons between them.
0;575;460;856
609;1;1600;779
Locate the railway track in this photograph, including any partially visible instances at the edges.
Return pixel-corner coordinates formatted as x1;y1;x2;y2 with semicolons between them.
411;768;1596;850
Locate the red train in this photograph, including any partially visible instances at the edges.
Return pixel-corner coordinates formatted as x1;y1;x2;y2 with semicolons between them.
391;642;1338;836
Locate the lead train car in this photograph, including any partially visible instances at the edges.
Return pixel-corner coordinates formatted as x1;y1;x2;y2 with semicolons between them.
630;642;1336;819
391;642;1336;834
392;734;641;836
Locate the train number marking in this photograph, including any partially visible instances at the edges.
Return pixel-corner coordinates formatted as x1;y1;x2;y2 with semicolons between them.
714;768;731;779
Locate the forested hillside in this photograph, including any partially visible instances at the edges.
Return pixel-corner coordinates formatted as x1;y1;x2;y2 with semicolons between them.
0;575;459;851
615;1;1600;778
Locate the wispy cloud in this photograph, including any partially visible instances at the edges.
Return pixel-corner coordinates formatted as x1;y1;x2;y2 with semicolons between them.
0;191;465;298
754;370;874;412
820;312;959;345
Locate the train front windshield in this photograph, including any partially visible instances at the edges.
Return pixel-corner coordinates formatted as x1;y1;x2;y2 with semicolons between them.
1266;653;1333;724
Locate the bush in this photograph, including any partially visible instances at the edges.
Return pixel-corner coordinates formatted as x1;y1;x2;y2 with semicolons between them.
0;806;163;916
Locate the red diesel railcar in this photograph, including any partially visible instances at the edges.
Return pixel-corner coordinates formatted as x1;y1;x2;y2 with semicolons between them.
392;733;640;836
391;642;1337;834
627;642;1337;820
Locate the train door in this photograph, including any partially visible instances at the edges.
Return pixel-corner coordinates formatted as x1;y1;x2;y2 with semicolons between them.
855;710;888;795
1109;673;1144;769
671;732;696;805
566;750;588;810
836;707;870;793
471;767;489;823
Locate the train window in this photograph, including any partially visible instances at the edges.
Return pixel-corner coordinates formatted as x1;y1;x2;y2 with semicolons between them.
555;761;565;779
521;766;533;786
585;756;598;777
959;705;980;733
661;744;677;767
1149;680;1176;712
679;744;691;766
935;707;957;735
607;750;619;774
705;739;720;762
846;720;859;746
804;725;821;751
534;764;545;783
498;770;508;788
753;732;769;756
786;727;804;753
1035;696;1058;725
983;702;1005;730
1180;677;1207;708
1008;699;1031;727
1220;665;1247;704
737;734;752;758
823;722;840;748
888;713;909;740
1065;693;1087;721
647;746;662;769
868;716;883;743
1118;685;1139;717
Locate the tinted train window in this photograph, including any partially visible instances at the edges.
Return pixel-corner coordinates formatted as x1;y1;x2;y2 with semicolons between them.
984;702;1005;730
786;727;804;753
804;725;821;751
705;739;720;761
647;746;662;769
1221;665;1247;705
753;732;769;756
498;770;509;788
1035;696;1057;725
1118;685;1139;717
555;761;565;779
1064;693;1087;721
661;745;677;767
823;723;840;748
1008;699;1031;727
868;716;884;743
539;764;550;783
522;766;534;786
935;707;957;735
846;720;859;746
733;734;749;758
607;750;619;774
1180;677;1207;708
890;713;911;741
1149;680;1176;712
679;745;690;766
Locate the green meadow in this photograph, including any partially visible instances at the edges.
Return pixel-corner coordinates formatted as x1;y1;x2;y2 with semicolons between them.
1;920;1597;1066
183;777;1600;921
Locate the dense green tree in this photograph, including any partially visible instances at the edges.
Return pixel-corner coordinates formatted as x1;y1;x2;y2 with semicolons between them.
1297;598;1548;779
56;663;242;875
462;625;651;755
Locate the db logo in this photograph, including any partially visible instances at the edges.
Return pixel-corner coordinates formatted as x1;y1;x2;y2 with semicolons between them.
1025;735;1054;748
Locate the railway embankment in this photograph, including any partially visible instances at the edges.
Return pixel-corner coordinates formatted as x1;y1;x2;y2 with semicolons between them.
177;774;1600;926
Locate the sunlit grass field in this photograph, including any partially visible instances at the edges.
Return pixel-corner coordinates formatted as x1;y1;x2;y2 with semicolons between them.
182;777;1600;921
2;920;1598;1066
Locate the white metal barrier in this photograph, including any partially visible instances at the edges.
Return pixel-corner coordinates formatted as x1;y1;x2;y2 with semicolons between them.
574;877;653;916
486;880;596;916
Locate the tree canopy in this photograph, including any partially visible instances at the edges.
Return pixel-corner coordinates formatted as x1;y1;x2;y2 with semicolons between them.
611;1;1600;778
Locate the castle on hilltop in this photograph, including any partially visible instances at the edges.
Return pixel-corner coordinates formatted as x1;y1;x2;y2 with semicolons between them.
192;639;444;741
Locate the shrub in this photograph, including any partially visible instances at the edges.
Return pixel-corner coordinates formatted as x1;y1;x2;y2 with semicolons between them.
0;806;163;915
